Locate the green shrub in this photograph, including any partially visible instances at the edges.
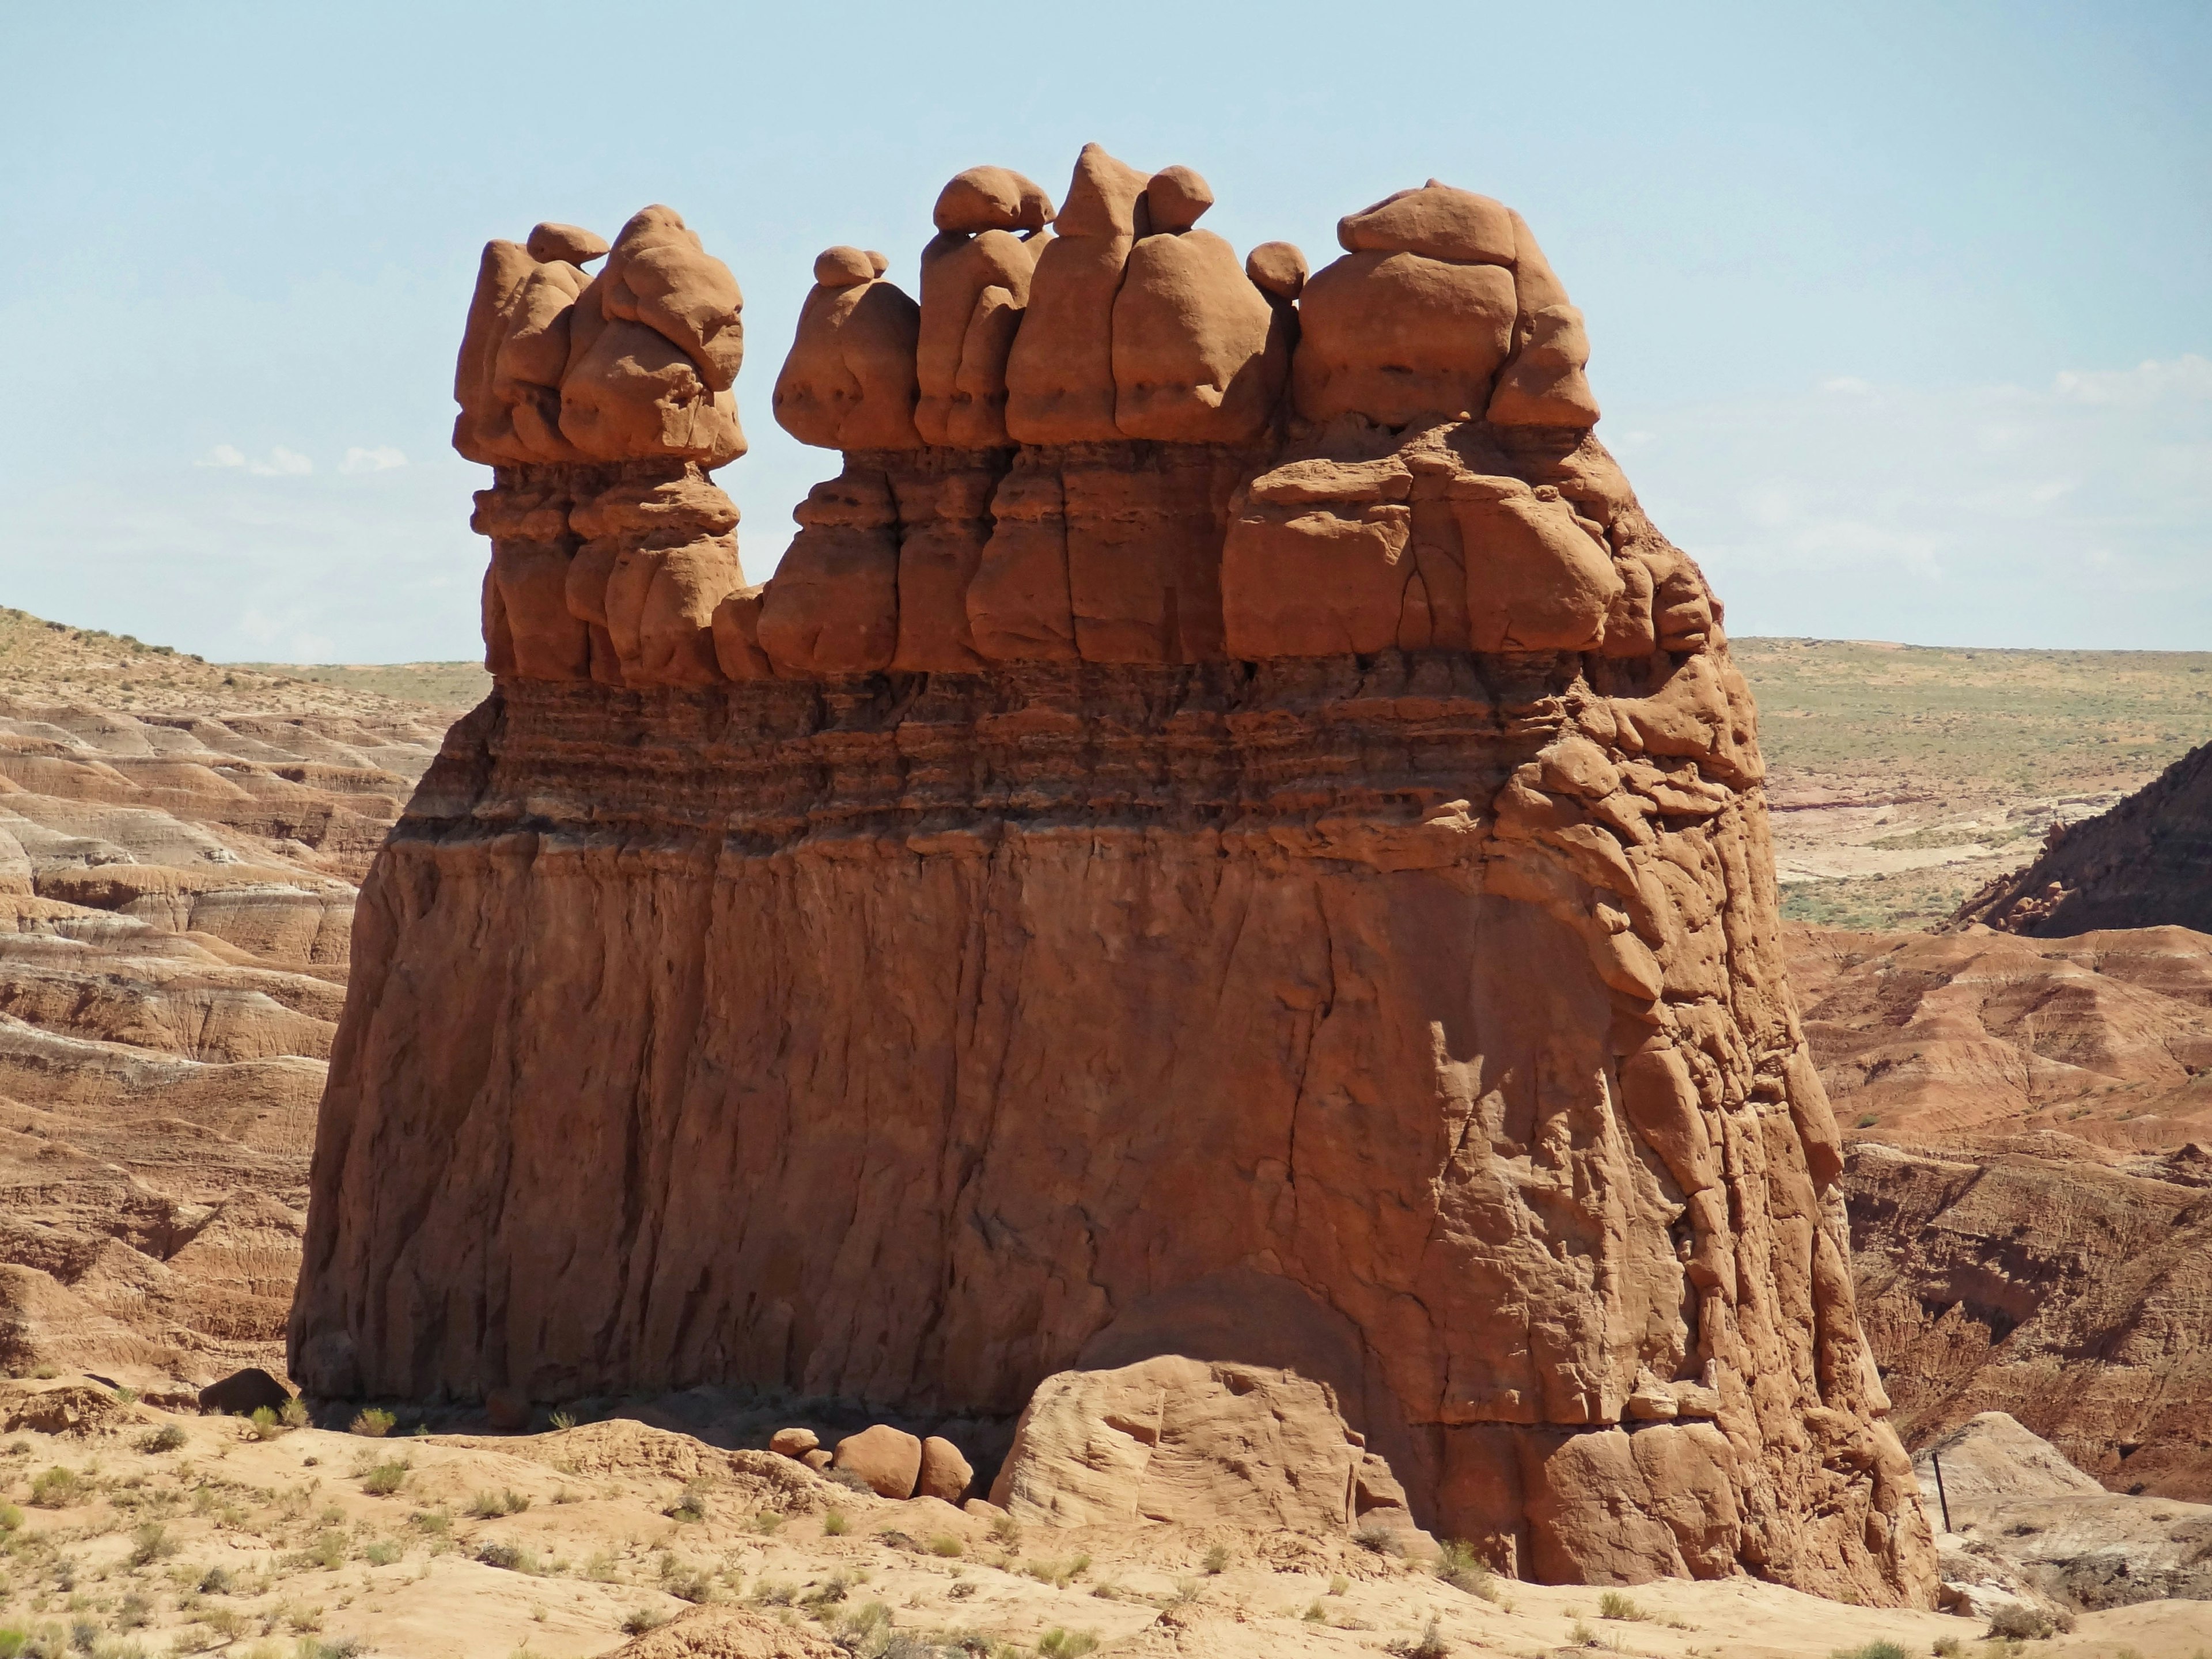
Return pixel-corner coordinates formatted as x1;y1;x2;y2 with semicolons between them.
466;1490;529;1519
135;1425;187;1455
279;1398;310;1429
1202;1543;1229;1575
619;1609;668;1637
363;1540;403;1566
249;1406;283;1441
348;1408;395;1439
928;1534;963;1558
1828;1643;1910;1659
1599;1590;1645;1621
1435;1538;1494;1600
821;1510;848;1536
476;1541;539;1574
360;1461;410;1497
0;1502;20;1532
128;1524;175;1566
1036;1631;1099;1658
28;1469;80;1509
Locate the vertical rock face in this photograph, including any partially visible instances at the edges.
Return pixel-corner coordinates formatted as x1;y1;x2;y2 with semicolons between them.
293;160;1937;1605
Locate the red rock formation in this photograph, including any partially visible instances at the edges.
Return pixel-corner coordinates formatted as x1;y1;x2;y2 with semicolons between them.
291;160;1936;1604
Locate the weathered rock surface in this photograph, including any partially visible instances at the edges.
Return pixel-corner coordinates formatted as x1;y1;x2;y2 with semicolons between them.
1954;737;2212;935
991;1357;1377;1536
293;154;1937;1604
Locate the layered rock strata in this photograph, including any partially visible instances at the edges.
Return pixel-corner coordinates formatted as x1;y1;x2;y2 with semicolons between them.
293;155;1936;1604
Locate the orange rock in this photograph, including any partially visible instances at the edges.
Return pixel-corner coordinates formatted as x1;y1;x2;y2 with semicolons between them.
917;1435;973;1502
1112;196;1286;444
595;206;745;393
1488;304;1600;429
1244;240;1308;300
1338;181;1517;266
772;249;921;452
528;222;609;265
756;467;899;676
932;165;1053;236
801;1449;833;1472
832;1424;922;1499
1293;251;1516;426
768;1427;819;1459
1004;144;1151;444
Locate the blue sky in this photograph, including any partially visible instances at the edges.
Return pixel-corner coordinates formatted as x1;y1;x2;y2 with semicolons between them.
2;2;2206;661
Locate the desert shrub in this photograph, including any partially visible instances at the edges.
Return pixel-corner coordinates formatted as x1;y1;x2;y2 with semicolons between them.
548;1411;577;1431
1599;1590;1645;1621
249;1407;283;1441
303;1531;346;1571
279;1398;310;1430
619;1609;668;1637
476;1541;539;1574
1035;1631;1097;1658
136;1425;187;1455
990;1514;1021;1547
28;1469;81;1509
359;1461;410;1497
128;1524;176;1566
663;1563;714;1604
298;1642;365;1659
466;1490;529;1519
1828;1643;1909;1659
750;1580;797;1607
111;1596;151;1632
750;1512;781;1536
821;1510;848;1536
348;1409;394;1439
947;1581;977;1600
362;1541;403;1566
664;1483;709;1523
1202;1543;1229;1575
1353;1517;1403;1557
1434;1539;1494;1600
1983;1607;2056;1642
409;1508;451;1535
197;1566;233;1595
1388;1623;1450;1659
929;1534;964;1558
0;1628;25;1659
0;1503;20;1532
824;1465;874;1497
1303;1599;1326;1622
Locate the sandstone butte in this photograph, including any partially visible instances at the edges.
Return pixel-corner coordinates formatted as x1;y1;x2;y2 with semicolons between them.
287;152;1941;1605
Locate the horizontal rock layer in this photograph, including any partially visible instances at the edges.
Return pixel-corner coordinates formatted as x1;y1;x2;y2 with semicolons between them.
293;656;1933;1603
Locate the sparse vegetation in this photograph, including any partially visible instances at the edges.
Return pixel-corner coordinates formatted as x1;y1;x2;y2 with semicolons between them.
1354;1517;1404;1556
135;1425;187;1455
465;1489;531;1519
619;1608;669;1637
1598;1589;1645;1620
1035;1631;1099;1658
1201;1542;1230;1574
1827;1643;1908;1659
821;1509;849;1536
249;1406;284;1441
27;1468;81;1509
348;1408;395;1438
1388;1615;1451;1659
927;1533;963;1558
359;1459;410;1497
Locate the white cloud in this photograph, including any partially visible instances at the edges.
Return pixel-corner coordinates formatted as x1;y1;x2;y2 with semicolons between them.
1619;353;2212;648
251;446;313;476
198;443;314;476
1819;376;1874;396
340;445;408;474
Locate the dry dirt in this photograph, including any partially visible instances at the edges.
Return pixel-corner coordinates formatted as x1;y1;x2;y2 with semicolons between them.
6;1389;2209;1659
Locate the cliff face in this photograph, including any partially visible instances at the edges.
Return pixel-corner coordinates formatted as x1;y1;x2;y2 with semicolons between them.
291;158;1936;1602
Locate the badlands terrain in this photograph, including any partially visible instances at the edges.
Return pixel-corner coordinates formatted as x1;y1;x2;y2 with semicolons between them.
0;613;2207;1655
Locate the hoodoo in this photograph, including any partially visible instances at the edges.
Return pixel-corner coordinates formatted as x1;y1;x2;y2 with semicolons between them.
293;158;1937;1603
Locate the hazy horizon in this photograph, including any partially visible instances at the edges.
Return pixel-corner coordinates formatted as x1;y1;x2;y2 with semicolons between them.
3;2;2206;663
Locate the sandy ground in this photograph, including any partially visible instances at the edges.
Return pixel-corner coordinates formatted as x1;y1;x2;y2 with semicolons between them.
3;1387;2209;1659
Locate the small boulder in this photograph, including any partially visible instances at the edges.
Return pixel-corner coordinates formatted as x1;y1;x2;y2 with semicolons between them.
486;1387;532;1432
198;1368;291;1419
832;1423;923;1499
801;1448;834;1472
528;222;609;265
918;1435;974;1502
770;1426;820;1460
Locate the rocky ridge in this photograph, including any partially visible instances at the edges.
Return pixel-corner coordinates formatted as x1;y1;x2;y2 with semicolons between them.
1955;736;2212;937
290;153;1935;1604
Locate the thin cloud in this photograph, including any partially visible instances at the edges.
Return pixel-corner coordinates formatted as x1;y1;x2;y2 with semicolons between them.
197;443;314;476
340;445;408;474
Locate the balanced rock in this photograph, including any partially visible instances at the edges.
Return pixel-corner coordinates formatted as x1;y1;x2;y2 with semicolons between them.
768;1426;819;1460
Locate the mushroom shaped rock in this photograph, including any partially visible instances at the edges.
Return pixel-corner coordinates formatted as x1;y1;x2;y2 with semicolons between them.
1112;223;1285;444
527;221;609;264
832;1423;923;1499
773;247;922;450
453;239;543;464
1004;143;1152;444
593;205;746;392
490;259;592;462
769;1427;820;1460
1486;302;1600;428
918;200;1046;448
934;165;1054;236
